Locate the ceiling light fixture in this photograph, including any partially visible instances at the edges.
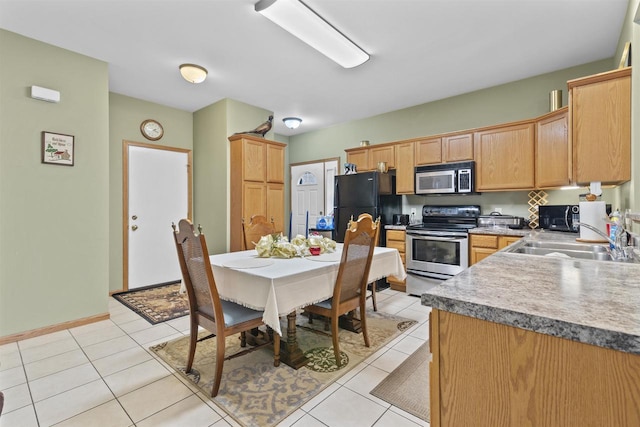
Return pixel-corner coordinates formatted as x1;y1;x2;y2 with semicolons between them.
179;63;208;84
255;0;369;69
283;117;302;129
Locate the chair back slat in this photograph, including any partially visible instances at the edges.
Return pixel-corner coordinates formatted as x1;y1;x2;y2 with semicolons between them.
173;219;224;327
242;215;276;250
334;215;378;304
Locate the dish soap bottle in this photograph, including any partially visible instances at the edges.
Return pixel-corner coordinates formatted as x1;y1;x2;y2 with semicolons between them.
609;209;621;249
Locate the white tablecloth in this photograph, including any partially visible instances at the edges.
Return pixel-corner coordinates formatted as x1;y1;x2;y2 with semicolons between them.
209;244;406;335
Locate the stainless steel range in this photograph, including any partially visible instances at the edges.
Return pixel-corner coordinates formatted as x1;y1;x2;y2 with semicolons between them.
406;205;480;296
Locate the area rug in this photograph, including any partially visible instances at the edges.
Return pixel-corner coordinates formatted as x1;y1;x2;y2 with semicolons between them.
151;311;417;427
370;341;430;422
113;282;188;324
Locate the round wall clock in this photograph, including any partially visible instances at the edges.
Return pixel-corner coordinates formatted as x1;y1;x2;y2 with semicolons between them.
140;119;164;141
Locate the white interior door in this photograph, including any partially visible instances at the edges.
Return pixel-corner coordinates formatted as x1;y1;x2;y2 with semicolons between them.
290;160;338;238
127;144;190;289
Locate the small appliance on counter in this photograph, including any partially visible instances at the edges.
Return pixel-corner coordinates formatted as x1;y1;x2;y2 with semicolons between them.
392;214;410;225
477;212;527;229
538;204;612;233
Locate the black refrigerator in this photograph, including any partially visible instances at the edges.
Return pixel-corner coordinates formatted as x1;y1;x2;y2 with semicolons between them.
333;172;401;244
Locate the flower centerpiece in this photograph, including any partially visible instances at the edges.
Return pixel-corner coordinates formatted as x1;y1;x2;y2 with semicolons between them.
255;233;337;258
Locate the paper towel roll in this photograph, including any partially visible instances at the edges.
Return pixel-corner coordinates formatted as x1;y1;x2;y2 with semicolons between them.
579;201;608;242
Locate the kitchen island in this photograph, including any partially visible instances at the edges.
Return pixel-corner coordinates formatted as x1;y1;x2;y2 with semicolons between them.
422;230;640;426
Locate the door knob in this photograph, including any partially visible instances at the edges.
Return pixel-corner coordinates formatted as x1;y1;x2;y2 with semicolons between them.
131;225;139;231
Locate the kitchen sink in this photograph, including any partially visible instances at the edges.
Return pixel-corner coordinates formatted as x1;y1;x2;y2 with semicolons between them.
504;239;616;261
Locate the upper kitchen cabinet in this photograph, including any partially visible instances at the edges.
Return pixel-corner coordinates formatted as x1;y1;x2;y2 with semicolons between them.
535;107;570;188
346;147;370;171
345;142;396;172
370;144;396;170
442;132;473;162
568;67;631;185
474;120;535;191
415;132;473;166
229;134;286;252
415;137;442;165
395;141;415;194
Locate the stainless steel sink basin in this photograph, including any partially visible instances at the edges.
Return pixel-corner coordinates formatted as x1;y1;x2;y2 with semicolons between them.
522;241;609;253
504;239;616;261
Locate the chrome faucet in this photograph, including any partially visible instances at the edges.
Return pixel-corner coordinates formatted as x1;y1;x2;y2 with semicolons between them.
576;215;635;261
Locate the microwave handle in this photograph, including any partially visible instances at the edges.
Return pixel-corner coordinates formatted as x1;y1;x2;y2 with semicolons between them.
564;206;571;230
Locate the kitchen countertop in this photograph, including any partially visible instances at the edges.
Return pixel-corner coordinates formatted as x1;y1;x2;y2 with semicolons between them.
422;230;640;355
385;224;408;230
469;226;532;237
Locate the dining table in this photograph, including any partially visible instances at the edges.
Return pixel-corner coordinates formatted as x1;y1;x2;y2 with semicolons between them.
208;244;406;369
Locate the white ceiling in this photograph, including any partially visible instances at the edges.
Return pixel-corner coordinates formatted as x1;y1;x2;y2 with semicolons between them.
0;0;629;136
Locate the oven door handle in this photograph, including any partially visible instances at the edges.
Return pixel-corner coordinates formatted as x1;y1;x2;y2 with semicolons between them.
407;233;466;241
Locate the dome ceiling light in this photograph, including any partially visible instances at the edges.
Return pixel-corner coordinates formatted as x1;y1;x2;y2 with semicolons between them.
283;117;302;129
179;63;208;84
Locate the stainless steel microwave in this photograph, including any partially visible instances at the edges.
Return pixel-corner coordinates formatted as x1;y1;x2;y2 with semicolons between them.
415;161;475;195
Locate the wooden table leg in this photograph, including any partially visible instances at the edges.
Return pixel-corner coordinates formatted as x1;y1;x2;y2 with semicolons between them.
278;311;309;369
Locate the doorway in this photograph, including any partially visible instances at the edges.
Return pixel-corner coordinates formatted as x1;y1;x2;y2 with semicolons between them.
290;158;339;238
123;141;192;290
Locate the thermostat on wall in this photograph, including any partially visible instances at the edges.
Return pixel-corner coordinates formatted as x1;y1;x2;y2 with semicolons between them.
31;86;60;103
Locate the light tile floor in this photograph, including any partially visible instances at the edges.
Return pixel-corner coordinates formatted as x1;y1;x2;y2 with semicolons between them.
0;288;431;427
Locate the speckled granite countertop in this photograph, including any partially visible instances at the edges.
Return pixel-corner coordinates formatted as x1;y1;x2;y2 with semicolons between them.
422;230;640;355
469;226;531;237
385;225;407;230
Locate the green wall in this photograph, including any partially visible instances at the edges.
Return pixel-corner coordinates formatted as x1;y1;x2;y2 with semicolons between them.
108;93;193;293
193;98;284;254
0;30;110;336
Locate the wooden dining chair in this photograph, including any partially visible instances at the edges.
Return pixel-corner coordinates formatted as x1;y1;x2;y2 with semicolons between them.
242;215;276;250
304;214;379;367
348;213;381;311
172;219;280;397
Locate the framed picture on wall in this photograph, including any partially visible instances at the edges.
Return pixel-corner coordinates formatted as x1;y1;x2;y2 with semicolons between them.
41;131;74;166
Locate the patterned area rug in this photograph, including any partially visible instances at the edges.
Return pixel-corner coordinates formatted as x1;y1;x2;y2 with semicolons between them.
370;341;430;422
151;311;417;427
112;282;189;324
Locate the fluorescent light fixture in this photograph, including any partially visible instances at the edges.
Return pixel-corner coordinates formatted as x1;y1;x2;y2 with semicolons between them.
283;117;302;129
179;64;208;83
255;0;369;68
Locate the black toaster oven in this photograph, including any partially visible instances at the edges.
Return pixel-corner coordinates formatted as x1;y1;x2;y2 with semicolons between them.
538;204;611;232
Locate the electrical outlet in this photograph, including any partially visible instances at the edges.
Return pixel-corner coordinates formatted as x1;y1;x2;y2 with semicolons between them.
410;208;417;216
494;207;502;214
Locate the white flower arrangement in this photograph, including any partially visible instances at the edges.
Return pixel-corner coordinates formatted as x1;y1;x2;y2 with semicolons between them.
255;233;337;258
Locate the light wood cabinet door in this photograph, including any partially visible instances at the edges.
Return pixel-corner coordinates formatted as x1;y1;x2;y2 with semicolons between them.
569;68;631;185
346;149;370;172
370;145;396;169
498;235;522;249
266;144;284;183
395;141;415;194
386;229;406;291
242;139;266;182
442;133;473;162
266;183;284;234
536;108;569;188
243;182;266;221
415;138;442;165
474;122;535;191
430;309;640;427
470;247;495;265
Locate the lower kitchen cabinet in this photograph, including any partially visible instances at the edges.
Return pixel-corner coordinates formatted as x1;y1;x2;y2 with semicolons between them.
429;309;640;427
386;229;406;291
469;233;522;265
